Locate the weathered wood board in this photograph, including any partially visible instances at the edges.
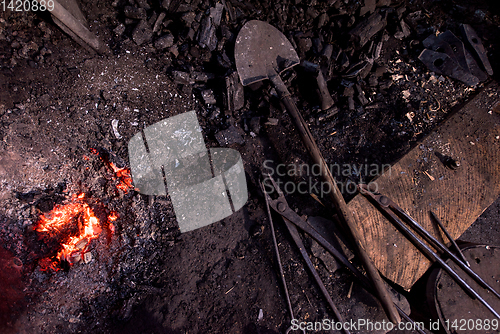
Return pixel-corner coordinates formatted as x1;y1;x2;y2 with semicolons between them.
348;82;500;290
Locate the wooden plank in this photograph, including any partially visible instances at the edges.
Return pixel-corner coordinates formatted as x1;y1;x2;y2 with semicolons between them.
348;82;500;290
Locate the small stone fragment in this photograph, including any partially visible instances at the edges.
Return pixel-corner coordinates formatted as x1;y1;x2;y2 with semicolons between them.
153;12;166;33
250;117;261;134
265;118;279;126
114;24;126;36
172;71;193;85
201;89;217;105
215;126;245;146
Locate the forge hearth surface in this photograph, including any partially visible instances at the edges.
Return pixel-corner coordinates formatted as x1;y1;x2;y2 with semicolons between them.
1;0;500;333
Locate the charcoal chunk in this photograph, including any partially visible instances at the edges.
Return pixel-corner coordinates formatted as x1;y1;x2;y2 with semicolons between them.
360;0;376;16
161;0;171;10
210;3;224;26
135;0;150;10
376;0;391;6
132;20;153;45
317;12;329;28
296;37;312;56
192;71;214;82
225;71;244;112
154;34;174;49
181;12;196;26
124;6;146;20
198;17;217;51
349;10;387;47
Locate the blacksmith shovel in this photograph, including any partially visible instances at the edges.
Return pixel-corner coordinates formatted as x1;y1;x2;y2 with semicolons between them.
235;20;400;324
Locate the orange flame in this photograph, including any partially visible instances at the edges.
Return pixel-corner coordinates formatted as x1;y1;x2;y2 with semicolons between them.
36;193;113;271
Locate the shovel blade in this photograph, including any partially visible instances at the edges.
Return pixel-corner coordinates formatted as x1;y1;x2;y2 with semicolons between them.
235;20;299;86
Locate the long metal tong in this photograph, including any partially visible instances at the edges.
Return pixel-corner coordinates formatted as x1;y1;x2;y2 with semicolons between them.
262;175;427;334
262;176;350;334
359;184;500;319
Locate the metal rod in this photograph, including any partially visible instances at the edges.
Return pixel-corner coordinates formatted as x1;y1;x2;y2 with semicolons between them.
429;211;470;267
396;207;500;300
262;183;295;322
283;218;351;334
381;203;500;319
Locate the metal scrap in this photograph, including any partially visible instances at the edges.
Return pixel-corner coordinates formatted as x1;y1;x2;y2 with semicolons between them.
418;49;479;86
419;29;490;86
460;24;493;76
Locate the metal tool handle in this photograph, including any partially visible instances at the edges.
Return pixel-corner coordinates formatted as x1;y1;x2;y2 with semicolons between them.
269;72;401;324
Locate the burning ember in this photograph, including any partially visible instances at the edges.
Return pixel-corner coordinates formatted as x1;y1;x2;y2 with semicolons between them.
90;148;135;194
35;150;134;271
35;193;117;271
109;162;134;193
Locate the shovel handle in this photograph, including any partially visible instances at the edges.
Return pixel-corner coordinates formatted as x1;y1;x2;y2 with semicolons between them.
269;73;401;324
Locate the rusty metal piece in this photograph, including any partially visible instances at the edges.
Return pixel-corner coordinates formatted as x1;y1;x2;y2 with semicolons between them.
418;49;479;86
420;30;488;86
444;156;460;170
439;30;487;82
438;31;470;73
461;24;493;76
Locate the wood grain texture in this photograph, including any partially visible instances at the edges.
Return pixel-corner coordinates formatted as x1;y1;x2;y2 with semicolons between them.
348;82;500;290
